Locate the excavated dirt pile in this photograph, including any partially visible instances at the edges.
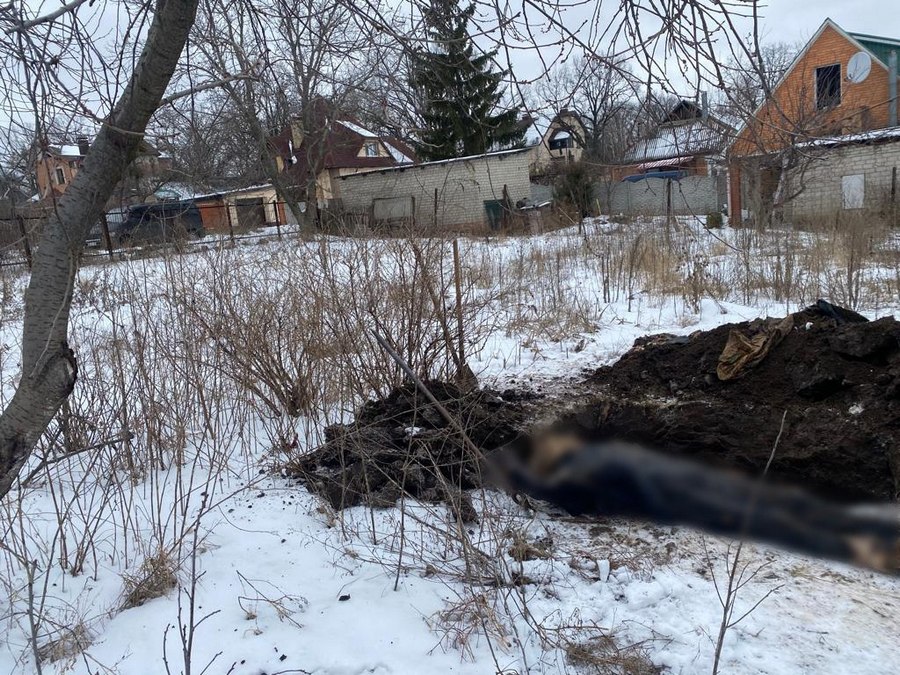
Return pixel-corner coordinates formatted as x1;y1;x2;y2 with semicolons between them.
571;302;900;502
291;302;900;510
286;382;537;510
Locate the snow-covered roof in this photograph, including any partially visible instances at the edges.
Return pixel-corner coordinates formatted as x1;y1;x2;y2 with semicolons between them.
191;183;277;201
338;147;531;178
337;120;378;138
636;156;697;171
384;141;415;164
155;182;198;200
54;145;83;157
625;119;729;163
799;126;900;149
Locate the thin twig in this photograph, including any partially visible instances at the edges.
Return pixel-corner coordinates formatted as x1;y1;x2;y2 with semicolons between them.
711;410;787;675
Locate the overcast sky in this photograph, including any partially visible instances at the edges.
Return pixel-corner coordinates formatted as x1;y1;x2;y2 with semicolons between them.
760;2;900;45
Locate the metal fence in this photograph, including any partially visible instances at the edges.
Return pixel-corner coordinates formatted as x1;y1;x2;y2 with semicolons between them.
0;200;304;270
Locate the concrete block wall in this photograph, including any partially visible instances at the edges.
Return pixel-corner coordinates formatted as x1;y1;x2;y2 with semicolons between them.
787;141;900;219
597;174;726;216
336;150;532;229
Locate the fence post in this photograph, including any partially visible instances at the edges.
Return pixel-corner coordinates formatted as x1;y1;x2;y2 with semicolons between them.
100;212;114;260
274;199;282;240
891;167;897;224
433;187;438;230
665;178;674;244
16;214;32;269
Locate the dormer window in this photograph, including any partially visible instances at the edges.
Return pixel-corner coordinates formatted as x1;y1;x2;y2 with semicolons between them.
815;64;841;110
364;141;379;157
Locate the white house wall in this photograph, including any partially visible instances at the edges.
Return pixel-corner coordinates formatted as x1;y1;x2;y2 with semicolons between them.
786;141;900;219
336;151;531;229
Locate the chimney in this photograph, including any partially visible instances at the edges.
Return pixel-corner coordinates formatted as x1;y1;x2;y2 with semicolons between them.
76;135;90;156
889;50;898;127
700;91;709;120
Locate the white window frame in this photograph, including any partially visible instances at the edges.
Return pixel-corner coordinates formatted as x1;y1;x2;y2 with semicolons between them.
55;166;66;185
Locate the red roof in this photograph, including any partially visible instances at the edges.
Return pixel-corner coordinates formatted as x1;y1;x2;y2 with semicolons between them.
269;102;416;185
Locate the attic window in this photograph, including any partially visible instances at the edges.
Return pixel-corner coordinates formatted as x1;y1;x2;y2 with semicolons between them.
549;130;572;151
816;64;842;110
364;141;379;157
55;167;66;185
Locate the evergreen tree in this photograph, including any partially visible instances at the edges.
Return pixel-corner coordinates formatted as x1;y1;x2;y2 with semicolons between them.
410;0;525;161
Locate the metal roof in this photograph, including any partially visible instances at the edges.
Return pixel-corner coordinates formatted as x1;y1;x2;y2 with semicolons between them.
624;119;729;162
848;32;900;68
338;147;531;179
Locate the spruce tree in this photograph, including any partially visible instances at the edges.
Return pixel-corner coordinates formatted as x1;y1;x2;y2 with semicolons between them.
410;0;525;161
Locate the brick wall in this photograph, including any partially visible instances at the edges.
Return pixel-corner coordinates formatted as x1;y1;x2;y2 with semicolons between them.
732;22;897;157
335;150;532;229
785;140;900;219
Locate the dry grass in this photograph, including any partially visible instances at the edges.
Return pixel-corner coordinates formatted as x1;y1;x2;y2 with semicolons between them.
0;211;897;670
35;622;93;665
120;548;179;609
564;634;660;675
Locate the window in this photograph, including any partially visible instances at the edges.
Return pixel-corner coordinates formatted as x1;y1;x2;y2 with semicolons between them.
549;130;572;151
55;167;66;185
364;141;379;157
816;64;841;110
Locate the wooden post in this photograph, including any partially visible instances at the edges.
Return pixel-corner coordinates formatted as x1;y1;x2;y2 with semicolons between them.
100;212;115;260
452;239;465;368
665;178;674;244
225;201;235;243
16;214;32;269
502;184;511;229
891;167;897;224
274;200;282;240
433;187;438;230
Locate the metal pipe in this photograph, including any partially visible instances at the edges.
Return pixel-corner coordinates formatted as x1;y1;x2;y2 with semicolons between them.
890;50;898;127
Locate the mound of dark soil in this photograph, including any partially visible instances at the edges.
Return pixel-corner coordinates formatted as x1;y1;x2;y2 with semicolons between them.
290;303;900;511
570;304;900;502
286;381;538;511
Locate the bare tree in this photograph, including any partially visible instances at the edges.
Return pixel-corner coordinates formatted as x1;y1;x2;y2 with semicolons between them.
0;0;784;497
536;55;637;163
0;0;202;497
719;42;800;125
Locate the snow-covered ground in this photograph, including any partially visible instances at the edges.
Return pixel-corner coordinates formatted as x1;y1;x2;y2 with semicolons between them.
0;218;898;674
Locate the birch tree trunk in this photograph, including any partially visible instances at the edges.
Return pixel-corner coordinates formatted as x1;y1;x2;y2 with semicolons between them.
0;0;201;498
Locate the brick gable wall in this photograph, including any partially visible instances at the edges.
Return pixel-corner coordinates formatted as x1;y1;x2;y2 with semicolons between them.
732;24;895;157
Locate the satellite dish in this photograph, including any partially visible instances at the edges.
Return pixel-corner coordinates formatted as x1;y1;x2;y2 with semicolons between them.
847;51;872;84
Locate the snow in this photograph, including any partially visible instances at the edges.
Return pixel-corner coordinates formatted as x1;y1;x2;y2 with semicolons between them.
800;126;900;148
0;217;898;674
364;146;532;174
384;141;415;164
57;144;83;157
337;120;378;138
